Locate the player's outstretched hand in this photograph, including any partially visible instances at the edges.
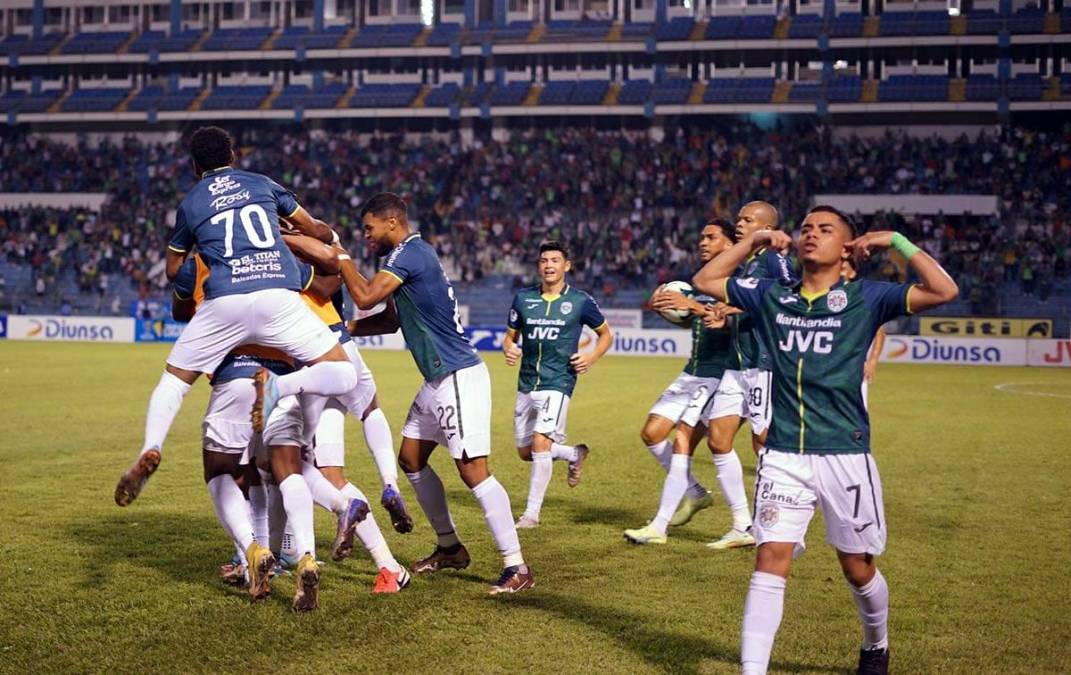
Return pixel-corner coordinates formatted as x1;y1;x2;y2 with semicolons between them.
570;352;596;375
650;289;691;314
752;230;793;255
504;343;522;367
845;230;895;262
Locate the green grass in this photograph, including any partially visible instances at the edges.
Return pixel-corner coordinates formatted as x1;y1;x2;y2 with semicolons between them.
0;341;1069;673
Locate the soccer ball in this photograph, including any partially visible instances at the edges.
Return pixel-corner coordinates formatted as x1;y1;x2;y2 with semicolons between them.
655;280;694;325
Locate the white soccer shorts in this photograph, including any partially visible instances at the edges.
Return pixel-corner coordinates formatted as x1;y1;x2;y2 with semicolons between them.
167;288;339;374
311;341;379;467
706;368;773;435
649;372;720;429
751;449;887;557
202;378;256;455
402;362;492;460
513;390;570;447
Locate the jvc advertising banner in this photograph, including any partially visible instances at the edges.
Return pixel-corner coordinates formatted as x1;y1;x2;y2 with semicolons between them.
6;315;135;343
1026;339;1071;367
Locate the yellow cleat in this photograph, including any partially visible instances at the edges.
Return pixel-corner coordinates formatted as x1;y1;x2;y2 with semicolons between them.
291;553;320;612
623;524;668;545
669;489;713;527
244;542;276;601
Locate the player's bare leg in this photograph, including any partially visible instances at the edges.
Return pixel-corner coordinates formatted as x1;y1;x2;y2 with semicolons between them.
401;437;471;573
640;414;676;472
741;542;794;675
837;550;890;674
705;414;756;550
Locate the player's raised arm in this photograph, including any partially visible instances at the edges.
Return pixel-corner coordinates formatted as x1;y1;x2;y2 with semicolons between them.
650;288;707;327
165;207;192;281
283;233;341;276
692;230;793;300
846;231;959;313
348;297;400;336
282;206;337;245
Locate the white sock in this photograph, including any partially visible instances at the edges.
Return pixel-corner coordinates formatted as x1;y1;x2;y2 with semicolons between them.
300;461;348;514
472;476;524;569
405;466;460;547
850;569;890;651
651;453;690;535
281;524;297;562
278;474;316;558
248;482;270;546
206;475;254;551
523;452;553;521
741;571;787;675
646;439;673;472
341;482;402;573
142;372;191;453
714;450;752;531
275;361;358;399
361;408;398;488
549;442;577;462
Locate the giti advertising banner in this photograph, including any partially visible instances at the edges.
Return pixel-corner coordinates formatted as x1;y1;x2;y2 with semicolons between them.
920;317;1052;339
7;315;135;343
879;336;1028;366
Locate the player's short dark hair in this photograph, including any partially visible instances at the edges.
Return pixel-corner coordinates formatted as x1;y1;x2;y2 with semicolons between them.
539;240;569;259
360;192;408;220
705;217;736;243
807;204;859;238
188;126;234;172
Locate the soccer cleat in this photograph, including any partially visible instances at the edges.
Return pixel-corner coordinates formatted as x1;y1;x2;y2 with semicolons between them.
245;542;277;601
623;524;668;545
669;489;714;527
251;368;280;433
331;498;371;561
381;486;413;534
219;561;249;588
410;543;471;574
372;566;412;594
291;553;320;612
857;647;889;675
114;448;162;507
488;565;535;595
705;527;757;550
566;443;590;488
515;515;540;529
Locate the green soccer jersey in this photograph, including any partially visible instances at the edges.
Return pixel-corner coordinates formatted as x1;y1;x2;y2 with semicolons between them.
725;276;913;455
507;285;607;396
733;248;798;371
681;292;735;380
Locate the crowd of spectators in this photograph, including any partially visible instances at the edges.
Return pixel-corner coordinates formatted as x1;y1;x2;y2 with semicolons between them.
1;120;1068;315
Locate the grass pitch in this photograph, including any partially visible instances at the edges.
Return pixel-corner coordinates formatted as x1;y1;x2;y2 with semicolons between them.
0;341;1068;674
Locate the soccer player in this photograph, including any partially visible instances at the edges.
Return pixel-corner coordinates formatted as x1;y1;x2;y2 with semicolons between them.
624;218;737;544
699;201;796;550
337;192;534;594
693;206;958;675
502;241;612;529
115;124;358;550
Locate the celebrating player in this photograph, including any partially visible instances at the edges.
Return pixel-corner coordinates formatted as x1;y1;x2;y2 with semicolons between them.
624;218;737;544
338;192;534;594
693;205;958;675
502;241;612;529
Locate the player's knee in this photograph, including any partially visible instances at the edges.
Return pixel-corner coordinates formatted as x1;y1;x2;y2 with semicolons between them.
516;445;533;461
639;425;662;447
754;543;793;577
837;552;875;586
397;454;421;474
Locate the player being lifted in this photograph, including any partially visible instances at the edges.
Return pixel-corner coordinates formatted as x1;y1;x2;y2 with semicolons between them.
338;192;534;594
624;218;737;545
502;241;613;529
693;206;958;675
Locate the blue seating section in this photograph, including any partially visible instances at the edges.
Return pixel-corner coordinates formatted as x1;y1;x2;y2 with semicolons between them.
466;81;494;105
492;21;532;42
621;22;654;39
129;30;201;53
60;87;128;112
1062;73;1071;97
489;81;530;106
966;10;1003;34
878;11;915;36
1008;6;1045;33
966;74;1000;101
827;75;862;102
618;80;651;104
652;78;692;105
201;27;273;51
0;89;61;112
543;20;611;41
200;85;271;110
830;13;864;37
739;15;777;39
705;17;740;40
656;17;693;41
572;80;608;105
425;83;461;106
878;75;948;102
425;22;462;46
914;11;950;35
540;81;574;105
356;23;422;47
1;32;64;55
703;78;774;104
1006;74;1043;100
878;11;949;36
274;25;348;49
272;82;347;109
788;82;822;102
60;31;128;54
349;83;419;107
788;14;824;38
126;86;201;111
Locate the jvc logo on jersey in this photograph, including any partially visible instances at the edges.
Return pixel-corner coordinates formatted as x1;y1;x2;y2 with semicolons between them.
208;174;242;196
528;326;560;340
778;330;834;354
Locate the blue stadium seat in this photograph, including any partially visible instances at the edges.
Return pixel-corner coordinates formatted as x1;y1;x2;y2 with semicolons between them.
913;11;950;36
60;88;129;113
540;81;575;106
738;15;776;39
200;85;271;110
425;83;461;106
830;12;863;37
272;82;347;109
425;22;462;46
827;75;862;102
656;17;693;41
349;83;420;107
464;20;498;44
965;74;1000;101
489;81;530;106
705;17;740;40
7;32;64;55
129;29;201;53
274;25;348;50
652;78;692;105
466;81;494;105
201;27;274;51
126;86;201;111
966;10;1003;34
0;90;27;112
879;75;948;102
878;11;915;37
788;82;823;102
1006;74;1043;100
355;23;422;48
617;80;652;104
788;14;825;39
572;80;608;105
60;31;130;54
1007;6;1045;34
620;22;654;39
704;78;775;103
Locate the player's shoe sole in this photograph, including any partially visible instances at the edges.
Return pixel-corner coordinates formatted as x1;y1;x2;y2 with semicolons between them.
291;554;320;612
623;525;668;545
515;515;540;529
411;544;471;574
567;444;590;488
331;498;370;561
251;368;279;434
488;566;535;595
381;487;413;534
114;448;161;507
372;566;412;594
705;528;757;550
669;490;714;527
245;542;277;601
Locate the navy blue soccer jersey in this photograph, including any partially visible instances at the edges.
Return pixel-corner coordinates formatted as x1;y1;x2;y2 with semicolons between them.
381;233;481;381
168;167;305;299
